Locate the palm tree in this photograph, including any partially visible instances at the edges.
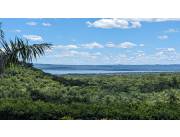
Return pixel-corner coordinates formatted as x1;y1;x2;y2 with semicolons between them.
0;23;51;73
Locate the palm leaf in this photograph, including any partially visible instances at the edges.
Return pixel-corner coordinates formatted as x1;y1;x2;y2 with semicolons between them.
0;23;51;73
0;23;4;40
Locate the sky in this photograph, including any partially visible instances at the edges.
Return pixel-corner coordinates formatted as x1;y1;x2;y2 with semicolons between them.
1;18;180;65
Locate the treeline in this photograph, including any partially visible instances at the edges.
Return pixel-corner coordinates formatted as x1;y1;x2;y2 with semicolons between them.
0;65;180;119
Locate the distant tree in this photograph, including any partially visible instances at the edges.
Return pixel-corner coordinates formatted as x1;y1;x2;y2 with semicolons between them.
0;23;51;73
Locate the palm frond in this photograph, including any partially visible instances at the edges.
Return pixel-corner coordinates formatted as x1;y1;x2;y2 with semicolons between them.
8;37;51;63
0;23;51;74
0;23;5;40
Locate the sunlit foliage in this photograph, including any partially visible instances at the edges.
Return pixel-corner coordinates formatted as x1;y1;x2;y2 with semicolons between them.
0;65;180;119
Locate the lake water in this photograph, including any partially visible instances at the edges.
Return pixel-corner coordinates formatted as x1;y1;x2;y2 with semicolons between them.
33;64;180;75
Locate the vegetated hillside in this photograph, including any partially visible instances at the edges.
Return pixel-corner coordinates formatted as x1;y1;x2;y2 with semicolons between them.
0;65;180;120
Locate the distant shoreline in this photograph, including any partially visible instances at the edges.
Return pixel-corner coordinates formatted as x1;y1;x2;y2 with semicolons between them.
45;71;180;76
34;64;180;75
34;63;180;66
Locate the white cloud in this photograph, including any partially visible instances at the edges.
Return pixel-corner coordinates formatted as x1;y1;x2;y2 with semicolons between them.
156;48;176;52
130;18;180;22
45;48;53;53
57;50;79;57
57;50;101;60
15;29;21;33
42;44;180;65
26;22;52;27
52;42;103;50
108;47;179;65
93;52;102;56
139;44;145;47
165;28;179;33
158;35;168;40
48;41;141;53
87;19;141;29
23;35;43;41
52;45;79;50
106;42;137;48
118;42;136;48
131;21;141;28
155;48;176;61
106;42;116;48
26;22;37;26
137;50;145;53
135;51;145;57
87;18;180;29
42;22;52;27
82;42;104;49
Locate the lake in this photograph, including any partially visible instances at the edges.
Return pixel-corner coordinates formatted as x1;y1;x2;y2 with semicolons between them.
33;64;180;75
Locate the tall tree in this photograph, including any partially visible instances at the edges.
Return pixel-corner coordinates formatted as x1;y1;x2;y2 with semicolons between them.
0;23;51;73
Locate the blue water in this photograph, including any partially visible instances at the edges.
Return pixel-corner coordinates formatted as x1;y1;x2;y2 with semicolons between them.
33;64;180;75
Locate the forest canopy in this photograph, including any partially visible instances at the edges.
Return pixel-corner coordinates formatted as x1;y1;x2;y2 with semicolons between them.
0;65;180;119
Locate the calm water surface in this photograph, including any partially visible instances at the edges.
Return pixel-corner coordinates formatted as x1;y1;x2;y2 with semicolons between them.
34;64;180;75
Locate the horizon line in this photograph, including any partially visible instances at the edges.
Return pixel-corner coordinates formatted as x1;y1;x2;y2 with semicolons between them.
33;63;180;66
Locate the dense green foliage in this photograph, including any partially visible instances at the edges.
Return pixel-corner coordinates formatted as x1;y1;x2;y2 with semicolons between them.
1;65;180;119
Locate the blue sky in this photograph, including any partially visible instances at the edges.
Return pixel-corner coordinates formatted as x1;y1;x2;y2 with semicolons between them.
1;18;180;65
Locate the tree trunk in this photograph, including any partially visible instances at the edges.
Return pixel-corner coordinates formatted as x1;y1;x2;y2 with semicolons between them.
0;54;5;74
